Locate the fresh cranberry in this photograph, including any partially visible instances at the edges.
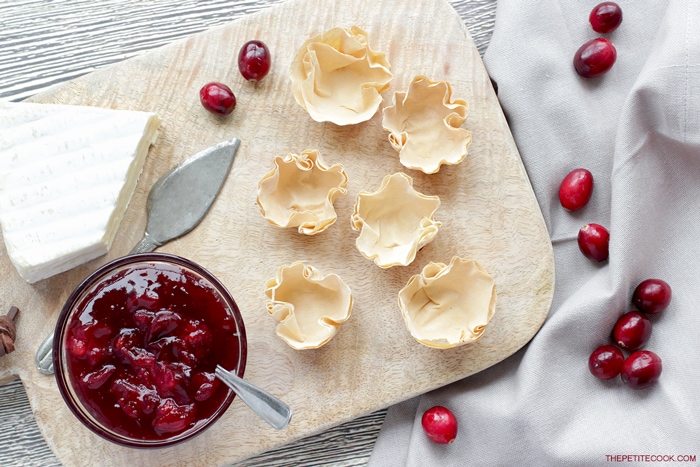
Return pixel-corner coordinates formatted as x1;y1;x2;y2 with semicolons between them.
199;82;236;115
621;350;662;389
573;38;617;78
633;279;672;315
589;2;623;34
421;406;458;444
588;345;624;380
612;311;652;350
578;223;610;261
238;40;271;82
559;168;594;211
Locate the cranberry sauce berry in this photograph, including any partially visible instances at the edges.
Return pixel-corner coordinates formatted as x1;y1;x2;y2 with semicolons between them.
65;262;241;440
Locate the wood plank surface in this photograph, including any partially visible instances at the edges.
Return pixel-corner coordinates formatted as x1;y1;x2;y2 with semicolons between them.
3;1;553;465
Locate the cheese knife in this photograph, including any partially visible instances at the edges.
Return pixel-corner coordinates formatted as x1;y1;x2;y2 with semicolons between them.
130;137;240;254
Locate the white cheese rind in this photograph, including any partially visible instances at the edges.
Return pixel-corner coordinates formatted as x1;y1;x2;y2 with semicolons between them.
0;101;161;283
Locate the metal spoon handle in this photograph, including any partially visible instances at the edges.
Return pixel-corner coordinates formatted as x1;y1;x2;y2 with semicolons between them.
35;331;55;375
215;365;292;430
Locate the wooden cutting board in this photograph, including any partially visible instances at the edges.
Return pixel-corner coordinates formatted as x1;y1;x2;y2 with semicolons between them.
0;0;554;465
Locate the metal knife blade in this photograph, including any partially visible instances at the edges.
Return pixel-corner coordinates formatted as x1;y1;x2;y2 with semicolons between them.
130;137;241;254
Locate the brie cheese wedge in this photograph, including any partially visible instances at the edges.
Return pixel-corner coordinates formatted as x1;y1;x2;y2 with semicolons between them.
0;101;161;283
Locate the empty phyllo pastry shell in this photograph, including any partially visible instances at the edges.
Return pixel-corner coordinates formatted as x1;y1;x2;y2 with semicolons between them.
290;26;393;126
257;150;348;235
382;76;472;174
265;262;353;349
351;172;441;268
398;256;496;348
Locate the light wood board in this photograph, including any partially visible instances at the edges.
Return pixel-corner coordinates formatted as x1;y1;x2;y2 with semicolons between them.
0;0;554;465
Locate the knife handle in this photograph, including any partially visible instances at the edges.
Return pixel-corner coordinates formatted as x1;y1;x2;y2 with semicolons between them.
129;233;161;255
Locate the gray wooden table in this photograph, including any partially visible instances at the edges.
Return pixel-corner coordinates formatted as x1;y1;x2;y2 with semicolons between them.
0;1;496;465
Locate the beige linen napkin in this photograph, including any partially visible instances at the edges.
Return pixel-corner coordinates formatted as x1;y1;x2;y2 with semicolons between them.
369;0;700;464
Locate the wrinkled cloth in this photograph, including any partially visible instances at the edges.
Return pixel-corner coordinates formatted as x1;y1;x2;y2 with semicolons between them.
369;1;700;465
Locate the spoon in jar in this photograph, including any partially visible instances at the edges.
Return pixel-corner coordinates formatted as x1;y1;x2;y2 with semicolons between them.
215;365;292;430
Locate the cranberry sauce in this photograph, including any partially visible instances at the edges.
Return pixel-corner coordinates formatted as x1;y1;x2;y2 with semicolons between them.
64;261;242;441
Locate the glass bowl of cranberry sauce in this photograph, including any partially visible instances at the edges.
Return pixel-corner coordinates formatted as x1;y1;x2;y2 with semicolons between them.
52;253;247;448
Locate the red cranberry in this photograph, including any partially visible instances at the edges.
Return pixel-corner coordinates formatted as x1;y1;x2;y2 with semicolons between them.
68;336;88;359
199;82;236;115
621;350;662;389
633;279;672;315
152;399;197;434
81;364;117;390
147;310;183;343
182;319;213;359
589;2;623;34
588;345;624;380
578;223;609;262
170;338;200;367
238;40;271;82
573;38;617;78
112;329;138;360
559;168;594;211
133;309;155;332
421;406;458;444
155;361;191;405
113;329;156;368
612;311;652;350
86;346;110;367
192;371;219;402
110;378;159;418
